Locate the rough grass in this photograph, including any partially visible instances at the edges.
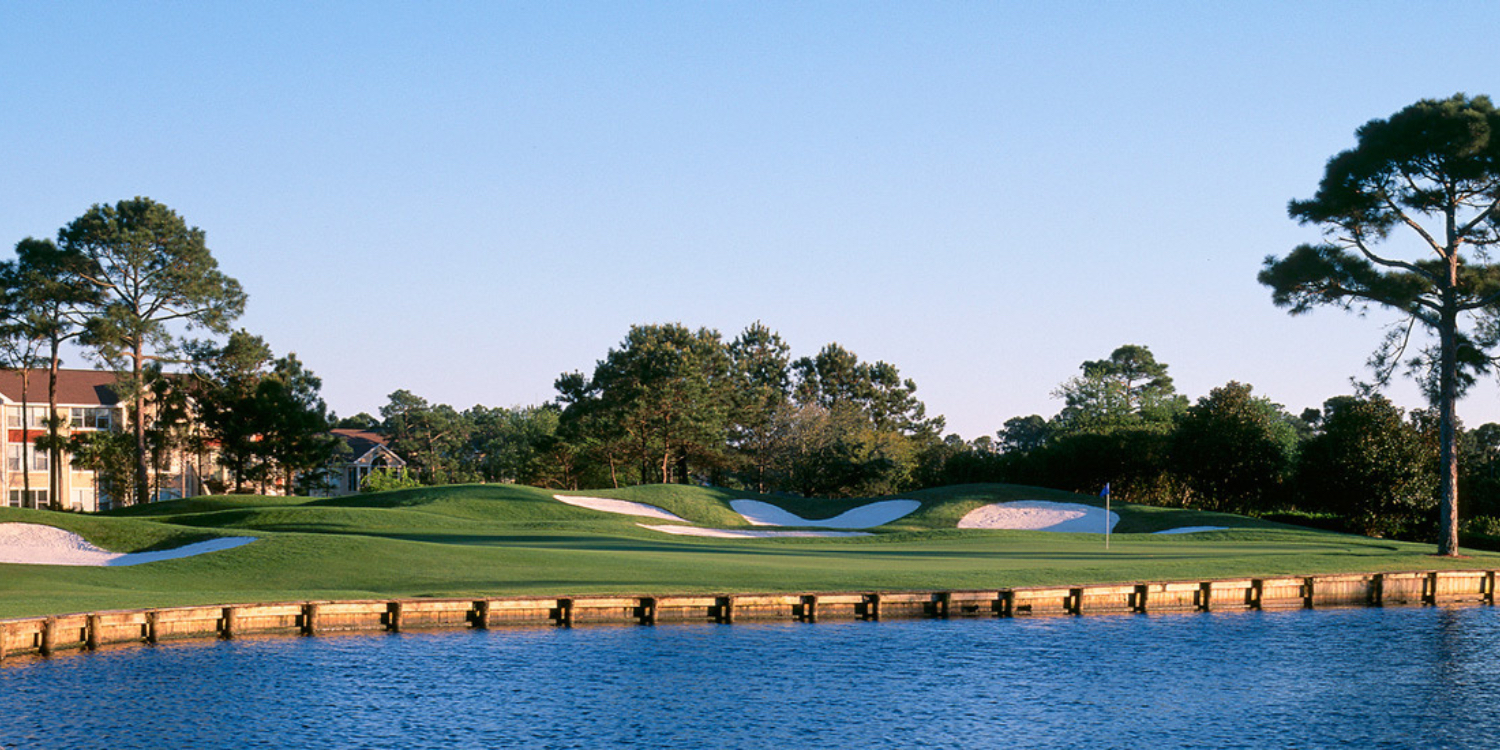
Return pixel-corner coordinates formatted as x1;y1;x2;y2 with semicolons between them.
1;483;1494;619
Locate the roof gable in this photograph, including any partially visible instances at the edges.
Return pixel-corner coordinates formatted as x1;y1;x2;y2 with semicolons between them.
333;429;407;466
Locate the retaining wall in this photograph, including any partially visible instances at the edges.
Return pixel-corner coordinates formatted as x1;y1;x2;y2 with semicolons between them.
3;569;1495;661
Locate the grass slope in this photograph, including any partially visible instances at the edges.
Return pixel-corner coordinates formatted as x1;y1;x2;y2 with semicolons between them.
2;483;1494;619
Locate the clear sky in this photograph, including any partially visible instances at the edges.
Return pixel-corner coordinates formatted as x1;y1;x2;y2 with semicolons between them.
5;2;1500;439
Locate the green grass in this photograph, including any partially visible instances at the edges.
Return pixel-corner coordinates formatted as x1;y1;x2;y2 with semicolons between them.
2;482;1495;619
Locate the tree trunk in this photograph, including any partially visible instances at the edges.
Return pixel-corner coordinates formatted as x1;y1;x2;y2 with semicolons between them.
1437;276;1461;556
19;372;31;508
133;343;150;507
47;347;61;511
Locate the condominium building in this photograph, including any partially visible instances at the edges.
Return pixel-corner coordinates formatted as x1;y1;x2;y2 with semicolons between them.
0;369;215;511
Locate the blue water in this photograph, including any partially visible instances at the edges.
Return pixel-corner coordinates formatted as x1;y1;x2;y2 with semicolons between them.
3;606;1499;749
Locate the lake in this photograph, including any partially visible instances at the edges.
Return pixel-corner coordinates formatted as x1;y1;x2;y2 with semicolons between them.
3;606;1498;749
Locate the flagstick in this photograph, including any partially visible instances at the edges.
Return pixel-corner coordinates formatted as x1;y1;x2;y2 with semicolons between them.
1105;489;1110;551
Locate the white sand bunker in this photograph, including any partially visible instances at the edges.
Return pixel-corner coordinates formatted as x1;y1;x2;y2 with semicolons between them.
1154;526;1229;535
552;495;689;522
958;501;1120;533
730;499;920;528
638;524;870;539
0;523;255;567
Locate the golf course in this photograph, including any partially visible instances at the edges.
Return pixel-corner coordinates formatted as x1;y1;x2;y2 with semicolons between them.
3;482;1497;620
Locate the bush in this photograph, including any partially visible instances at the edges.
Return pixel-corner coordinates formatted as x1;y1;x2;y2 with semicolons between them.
1171;382;1297;514
360;468;422;493
1295;396;1437;538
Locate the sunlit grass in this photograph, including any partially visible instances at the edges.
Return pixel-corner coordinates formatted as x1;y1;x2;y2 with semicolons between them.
1;483;1493;619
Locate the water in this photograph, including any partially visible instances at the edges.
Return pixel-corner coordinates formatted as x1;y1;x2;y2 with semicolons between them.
4;606;1500;749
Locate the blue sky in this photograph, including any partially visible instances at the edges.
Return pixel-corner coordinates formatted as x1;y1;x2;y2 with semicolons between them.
4;2;1500;438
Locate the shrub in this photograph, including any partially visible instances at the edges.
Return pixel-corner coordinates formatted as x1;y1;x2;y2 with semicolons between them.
360;468;422;493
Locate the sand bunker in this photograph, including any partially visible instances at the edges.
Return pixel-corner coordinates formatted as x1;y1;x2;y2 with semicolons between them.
958;501;1120;533
552;495;689;522
0;523;255;567
638;524;870;539
1154;526;1229;534
730;499;920;528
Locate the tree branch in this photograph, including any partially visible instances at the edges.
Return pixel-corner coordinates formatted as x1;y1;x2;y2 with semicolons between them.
1460;287;1500;312
1379;193;1447;258
1345;230;1440;283
1457;195;1500;239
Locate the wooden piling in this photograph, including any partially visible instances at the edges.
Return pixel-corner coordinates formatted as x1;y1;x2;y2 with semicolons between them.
221;607;238;640
995;591;1014;618
799;595;818;623
301;603;320;636
39;618;55;656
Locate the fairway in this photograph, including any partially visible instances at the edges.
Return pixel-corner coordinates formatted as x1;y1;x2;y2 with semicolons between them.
2;483;1496;620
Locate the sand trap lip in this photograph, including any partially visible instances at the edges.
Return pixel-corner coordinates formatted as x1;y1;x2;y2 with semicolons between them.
730;499;920;528
1154;526;1229;534
0;523;256;567
638;524;870;539
957;501;1120;533
552;494;689;522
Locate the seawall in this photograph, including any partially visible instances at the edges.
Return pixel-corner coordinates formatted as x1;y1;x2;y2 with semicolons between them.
3;569;1495;661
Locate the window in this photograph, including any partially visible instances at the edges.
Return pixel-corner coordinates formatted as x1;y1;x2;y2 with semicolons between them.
69;407;113;430
8;445;49;472
6;406;48;428
7;489;47;508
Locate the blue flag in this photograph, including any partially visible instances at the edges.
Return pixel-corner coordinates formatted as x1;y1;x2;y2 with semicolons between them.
1099;483;1110;498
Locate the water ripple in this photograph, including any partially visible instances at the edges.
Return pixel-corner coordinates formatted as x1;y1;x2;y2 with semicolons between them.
4;608;1499;749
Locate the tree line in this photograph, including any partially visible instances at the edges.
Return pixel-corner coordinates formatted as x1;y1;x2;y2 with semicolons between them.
361;336;1500;547
922;344;1475;542
342;322;944;499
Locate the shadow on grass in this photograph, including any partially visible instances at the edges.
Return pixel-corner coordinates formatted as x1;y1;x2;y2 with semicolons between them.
356;532;814;557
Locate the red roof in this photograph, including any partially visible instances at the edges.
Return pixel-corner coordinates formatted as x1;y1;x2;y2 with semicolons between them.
0;369;122;407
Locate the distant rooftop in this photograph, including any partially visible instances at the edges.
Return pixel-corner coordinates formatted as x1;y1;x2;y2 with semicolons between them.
0;369;122;407
332;428;391;459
